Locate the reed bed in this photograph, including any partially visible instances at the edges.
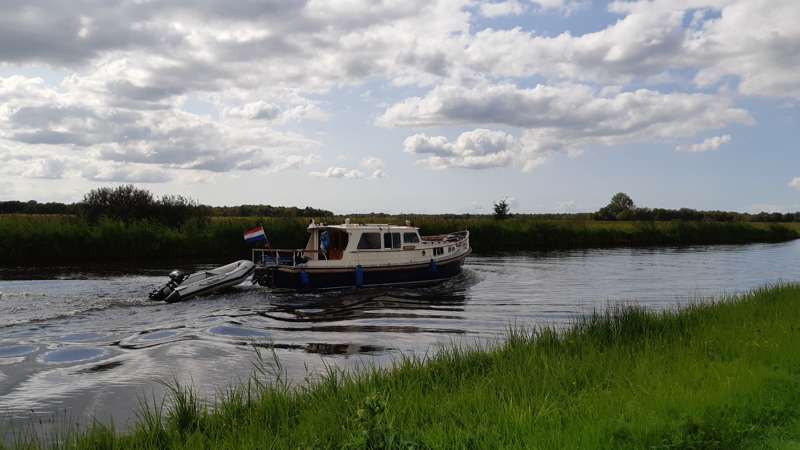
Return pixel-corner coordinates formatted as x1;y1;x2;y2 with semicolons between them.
1;214;798;264
402;216;800;252
7;284;800;449
0;216;309;264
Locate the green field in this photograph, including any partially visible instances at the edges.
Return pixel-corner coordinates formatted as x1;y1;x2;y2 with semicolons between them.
9;284;800;449
1;214;798;265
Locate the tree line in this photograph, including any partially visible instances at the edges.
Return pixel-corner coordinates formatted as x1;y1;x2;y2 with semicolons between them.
2;188;798;225
209;205;334;217
594;192;800;222
0;185;333;228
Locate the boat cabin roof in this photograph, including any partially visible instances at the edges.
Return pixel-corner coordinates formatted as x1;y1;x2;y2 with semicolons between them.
307;221;418;234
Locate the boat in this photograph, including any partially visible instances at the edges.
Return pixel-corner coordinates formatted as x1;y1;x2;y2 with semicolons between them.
149;260;255;303
251;219;470;290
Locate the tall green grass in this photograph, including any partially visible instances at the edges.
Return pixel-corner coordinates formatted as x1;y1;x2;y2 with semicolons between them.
403;216;800;252
0;216;310;265
1;214;798;264
8;284;800;449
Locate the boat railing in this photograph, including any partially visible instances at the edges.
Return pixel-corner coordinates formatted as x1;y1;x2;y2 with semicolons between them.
420;230;469;243
252;248;322;267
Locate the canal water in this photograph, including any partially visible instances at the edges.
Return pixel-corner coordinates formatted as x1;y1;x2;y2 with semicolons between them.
1;240;799;436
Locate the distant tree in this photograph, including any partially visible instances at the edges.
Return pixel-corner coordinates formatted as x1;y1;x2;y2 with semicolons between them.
493;199;511;220
595;192;636;220
157;194;209;228
81;185;156;223
79;185;208;227
609;192;634;211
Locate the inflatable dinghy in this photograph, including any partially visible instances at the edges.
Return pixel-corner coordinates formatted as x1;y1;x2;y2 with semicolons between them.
149;260;255;303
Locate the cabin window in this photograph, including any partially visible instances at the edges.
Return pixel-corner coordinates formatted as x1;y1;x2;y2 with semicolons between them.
403;232;419;244
383;232;401;249
357;232;381;249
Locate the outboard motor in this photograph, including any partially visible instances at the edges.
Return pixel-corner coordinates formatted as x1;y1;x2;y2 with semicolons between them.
168;269;190;284
251;267;274;287
148;269;190;301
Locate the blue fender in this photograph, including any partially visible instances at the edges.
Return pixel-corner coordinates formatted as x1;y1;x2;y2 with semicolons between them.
355;265;364;287
300;270;310;287
429;259;438;273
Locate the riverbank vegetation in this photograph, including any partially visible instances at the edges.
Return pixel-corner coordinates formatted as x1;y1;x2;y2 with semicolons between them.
1;186;799;264
9;284;800;449
1;214;798;264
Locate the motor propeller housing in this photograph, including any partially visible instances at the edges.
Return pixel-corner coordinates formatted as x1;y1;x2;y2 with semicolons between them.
168;270;189;284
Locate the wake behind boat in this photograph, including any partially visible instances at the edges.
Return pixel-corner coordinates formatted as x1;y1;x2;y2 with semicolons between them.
251;219;470;290
149;260;255;303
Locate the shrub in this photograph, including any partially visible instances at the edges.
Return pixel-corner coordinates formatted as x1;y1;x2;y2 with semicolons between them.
78;185;208;228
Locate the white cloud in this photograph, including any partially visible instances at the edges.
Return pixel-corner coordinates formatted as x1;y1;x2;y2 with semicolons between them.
309;167;365;179
676;134;731;152
788;178;800;191
403;129;529;170
385;83;751;169
0;0;480;186
270;154;320;172
461;0;800;98
479;1;526;18
460;10;689;84
225;100;327;124
361;156;384;170
687;1;800;98
1;0;798;106
22;158;68;179
226;101;282;121
1;147;177;183
0;75;320;181
379;83;751;131
531;0;587;14
309;157;387;179
361;156;386;178
81;164;173;183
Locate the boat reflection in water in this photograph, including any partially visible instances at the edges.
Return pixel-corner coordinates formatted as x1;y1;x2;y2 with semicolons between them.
239;274;475;356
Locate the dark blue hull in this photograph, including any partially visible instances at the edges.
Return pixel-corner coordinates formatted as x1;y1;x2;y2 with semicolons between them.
254;253;468;290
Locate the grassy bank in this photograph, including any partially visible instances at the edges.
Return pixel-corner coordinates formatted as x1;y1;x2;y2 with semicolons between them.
398;216;800;251
1;214;798;264
10;284;800;449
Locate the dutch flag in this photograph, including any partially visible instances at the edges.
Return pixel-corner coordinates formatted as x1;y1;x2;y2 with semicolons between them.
244;226;268;245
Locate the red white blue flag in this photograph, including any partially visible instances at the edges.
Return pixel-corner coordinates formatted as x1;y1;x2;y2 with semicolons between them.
244;226;268;245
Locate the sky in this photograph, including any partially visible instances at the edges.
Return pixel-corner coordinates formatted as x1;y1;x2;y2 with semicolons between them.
0;0;798;214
